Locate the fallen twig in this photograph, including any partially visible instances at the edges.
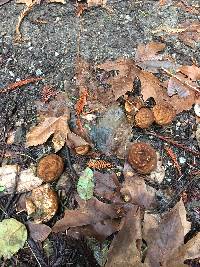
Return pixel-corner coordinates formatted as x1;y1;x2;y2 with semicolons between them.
0;77;43;94
147;131;200;157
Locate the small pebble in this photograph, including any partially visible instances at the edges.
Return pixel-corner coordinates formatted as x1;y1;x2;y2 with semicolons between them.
179;157;186;164
35;69;42;76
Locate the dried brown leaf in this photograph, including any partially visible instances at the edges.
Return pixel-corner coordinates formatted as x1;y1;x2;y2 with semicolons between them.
94;170;120;201
178;21;200;48
27;222;51;242
26;93;89;152
121;163;156;209
97;58;140;100
139;71;168;102
139;71;197;114
144;199;191;267
52;197;121;233
105;205;145;267
178;65;200;81
67;219;120;242
135;42;178;73
166;233;200;266
135;42;165;62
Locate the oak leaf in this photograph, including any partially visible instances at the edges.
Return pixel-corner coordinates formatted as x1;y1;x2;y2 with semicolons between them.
97;58;140;100
52;197;122;233
105;205;146;267
144;199;191;267
26;93;89;152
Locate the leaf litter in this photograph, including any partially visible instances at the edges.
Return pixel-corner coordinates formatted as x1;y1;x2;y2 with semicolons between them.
0;0;199;262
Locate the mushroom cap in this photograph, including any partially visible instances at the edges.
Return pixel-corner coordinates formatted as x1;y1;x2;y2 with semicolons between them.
135;107;154;129
26;184;58;223
37;154;64;182
128;142;157;174
152;102;176;126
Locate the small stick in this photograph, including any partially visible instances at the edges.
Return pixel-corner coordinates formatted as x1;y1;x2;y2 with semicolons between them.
147;131;200;157
0;77;43;94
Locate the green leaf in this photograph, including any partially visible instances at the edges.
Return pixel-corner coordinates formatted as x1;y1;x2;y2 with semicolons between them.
77;167;94;200
0;185;5;192
0;218;27;259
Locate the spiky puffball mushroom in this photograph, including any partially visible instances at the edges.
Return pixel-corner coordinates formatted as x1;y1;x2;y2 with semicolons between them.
152;102;176;126
25;184;58;223
128;142;157;174
135;107;154;129
37;154;64;182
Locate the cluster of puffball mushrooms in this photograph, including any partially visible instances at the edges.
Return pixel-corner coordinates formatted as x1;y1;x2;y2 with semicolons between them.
26;142;157;223
26;99;175;223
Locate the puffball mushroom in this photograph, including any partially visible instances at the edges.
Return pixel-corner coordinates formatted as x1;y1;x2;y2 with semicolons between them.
37;154;64;182
152;102;176;126
25;184;58;223
128;142;157;174
135;107;154;129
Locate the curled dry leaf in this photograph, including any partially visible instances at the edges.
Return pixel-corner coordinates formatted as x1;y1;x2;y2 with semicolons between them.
52;197;122;233
144;199;191;267
121;163;156;209
27;222;51;242
0;165;43;194
26;93;89;152
97;58;140;100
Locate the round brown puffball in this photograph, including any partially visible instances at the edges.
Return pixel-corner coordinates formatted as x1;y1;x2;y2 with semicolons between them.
152;102;176;126
25;184;58;223
37;154;64;182
128;142;157;174
135;108;154;129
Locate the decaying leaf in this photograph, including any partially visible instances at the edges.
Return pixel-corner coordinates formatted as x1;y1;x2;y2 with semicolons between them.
105;205;145;267
120;163;156;209
26;93;89;152
67;219;120;242
94;170;120;201
52;197;122;233
178;65;200;81
0;165;43;194
77;167;94;200
135;41;177;73
166;232;200;266
27;222;51;242
139;71;197;114
144;199;191;267
97;58;140;100
178;21;200;48
0;218;27;259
